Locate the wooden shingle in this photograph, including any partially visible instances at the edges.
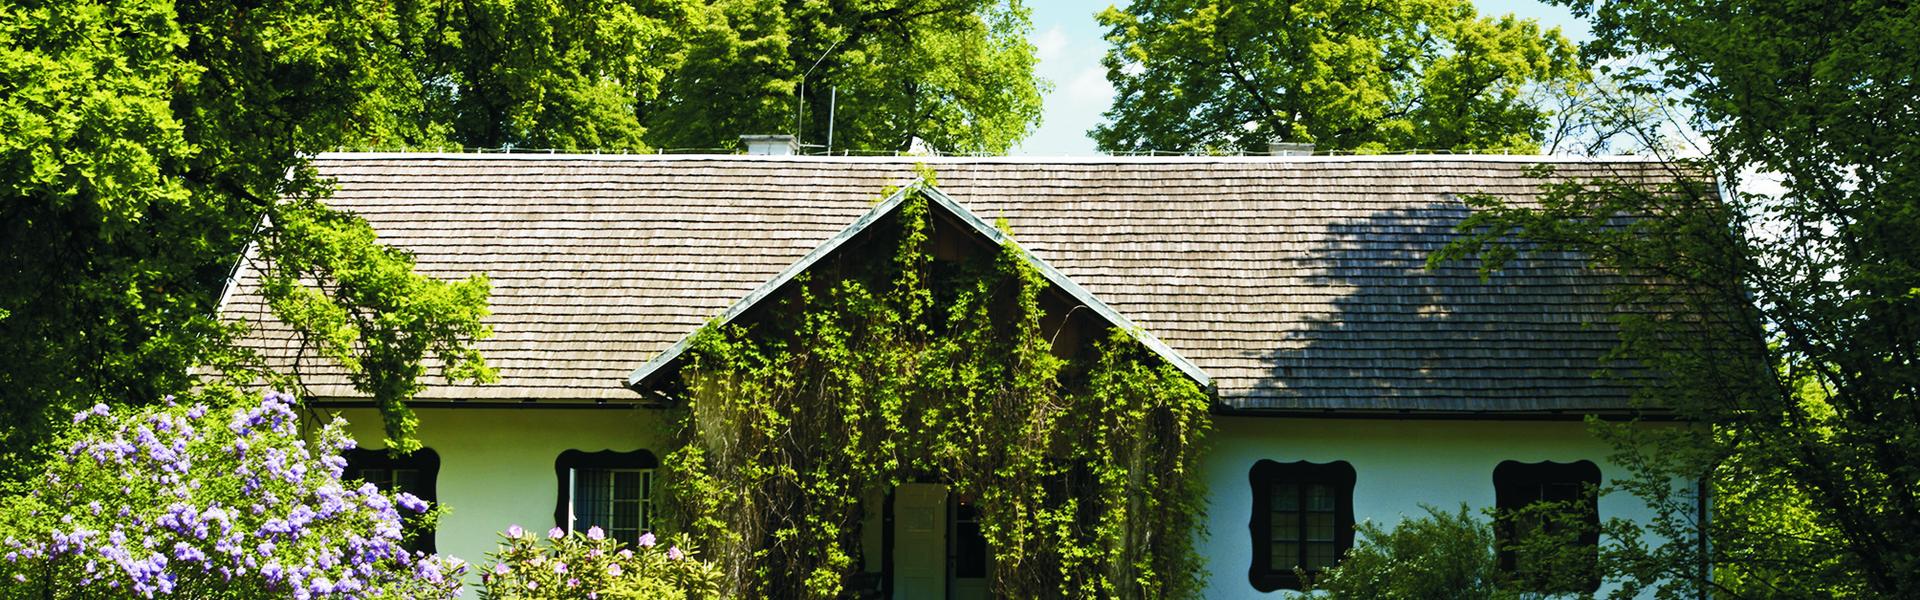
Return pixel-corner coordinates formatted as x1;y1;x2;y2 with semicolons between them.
221;154;1686;412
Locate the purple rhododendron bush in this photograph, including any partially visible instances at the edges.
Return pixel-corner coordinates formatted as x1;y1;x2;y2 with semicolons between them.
0;390;465;598
479;526;720;600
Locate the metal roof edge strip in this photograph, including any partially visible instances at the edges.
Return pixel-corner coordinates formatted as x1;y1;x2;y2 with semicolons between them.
624;181;921;389
916;186;1213;390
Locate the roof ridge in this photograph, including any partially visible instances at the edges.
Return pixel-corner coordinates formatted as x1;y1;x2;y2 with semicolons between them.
312;151;1673;165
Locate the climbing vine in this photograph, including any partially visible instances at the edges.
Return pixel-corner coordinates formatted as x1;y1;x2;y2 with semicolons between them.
659;185;1213;599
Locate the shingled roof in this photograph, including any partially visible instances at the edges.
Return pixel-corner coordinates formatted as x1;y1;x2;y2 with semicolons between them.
221;153;1682;413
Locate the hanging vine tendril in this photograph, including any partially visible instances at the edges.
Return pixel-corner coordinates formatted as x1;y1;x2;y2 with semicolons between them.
659;185;1213;599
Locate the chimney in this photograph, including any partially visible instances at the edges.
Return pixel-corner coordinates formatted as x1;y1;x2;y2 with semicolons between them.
740;134;800;156
1267;140;1315;156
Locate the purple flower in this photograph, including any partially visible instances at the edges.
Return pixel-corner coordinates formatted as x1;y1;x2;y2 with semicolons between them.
667;546;685;561
586;526;604;541
505;525;525;539
494;563;509;575
637;532;656;548
73;404;110;424
553;561;567;574
547;527;565;540
606;563;622;576
394;493;429;513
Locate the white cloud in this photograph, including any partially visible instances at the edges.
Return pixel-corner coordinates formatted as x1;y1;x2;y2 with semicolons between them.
1066;65;1113;107
1034;25;1069;64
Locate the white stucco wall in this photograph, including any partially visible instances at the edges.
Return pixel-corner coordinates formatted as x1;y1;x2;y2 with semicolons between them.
327;406;672;595
1199;416;1670;599
319;408;1673;598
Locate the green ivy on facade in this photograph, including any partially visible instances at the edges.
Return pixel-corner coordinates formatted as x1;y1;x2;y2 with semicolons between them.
657;189;1213;599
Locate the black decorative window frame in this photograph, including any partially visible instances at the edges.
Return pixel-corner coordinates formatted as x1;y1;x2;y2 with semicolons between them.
342;447;440;553
1493;459;1602;592
552;449;659;531
1248;459;1356;592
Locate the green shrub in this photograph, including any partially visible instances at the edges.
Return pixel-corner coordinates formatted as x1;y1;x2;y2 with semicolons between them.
1310;505;1511;600
478;526;721;599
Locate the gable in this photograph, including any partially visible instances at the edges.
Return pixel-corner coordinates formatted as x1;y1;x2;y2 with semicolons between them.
622;180;1211;392
220;154;1680;412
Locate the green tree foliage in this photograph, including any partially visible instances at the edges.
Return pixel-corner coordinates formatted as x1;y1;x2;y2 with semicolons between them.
255;194;498;454
645;0;1045;154
664;188;1212;598
344;0;1045;155
1;0;214;483
1435;0;1920;596
377;0;702;152
1093;0;1582;154
0;0;494;482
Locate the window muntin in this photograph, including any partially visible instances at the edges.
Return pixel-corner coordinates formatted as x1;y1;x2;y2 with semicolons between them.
553;449;659;542
1248;460;1355;592
1493;460;1601;592
343;448;440;553
570;467;654;542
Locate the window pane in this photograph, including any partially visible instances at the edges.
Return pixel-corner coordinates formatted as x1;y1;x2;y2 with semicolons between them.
1271;542;1298;571
360;468;391;490
613;500;639;531
613;471;640;502
572;469;606;531
1273;483;1299;511
392;469;420;495
1306;542;1336;570
955;501;988;578
1306;513;1335;542
1273;514;1300;541
1307;484;1335;511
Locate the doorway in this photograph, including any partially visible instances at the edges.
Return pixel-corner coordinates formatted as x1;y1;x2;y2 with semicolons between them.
890;483;992;600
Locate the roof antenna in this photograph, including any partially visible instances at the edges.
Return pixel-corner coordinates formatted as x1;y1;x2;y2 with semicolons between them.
826;86;838;155
795;37;845;150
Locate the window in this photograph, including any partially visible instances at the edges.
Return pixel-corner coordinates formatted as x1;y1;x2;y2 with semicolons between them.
1248;460;1355;592
1494;460;1601;592
554;450;658;543
343;448;440;553
952;497;988;579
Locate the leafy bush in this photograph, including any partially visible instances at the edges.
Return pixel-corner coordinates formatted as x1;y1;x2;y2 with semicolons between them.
1310;505;1511;600
478;526;721;599
0;390;465;598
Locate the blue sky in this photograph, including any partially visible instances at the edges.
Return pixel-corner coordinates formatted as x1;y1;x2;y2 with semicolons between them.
1010;1;1592;155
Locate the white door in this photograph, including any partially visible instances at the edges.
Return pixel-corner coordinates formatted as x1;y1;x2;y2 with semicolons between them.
893;483;948;600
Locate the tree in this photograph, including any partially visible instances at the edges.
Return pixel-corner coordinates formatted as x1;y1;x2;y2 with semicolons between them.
299;0;1046;154
0;0;494;483
1435;0;1920;596
399;0;704;152
1092;0;1582;154
643;0;1046;154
